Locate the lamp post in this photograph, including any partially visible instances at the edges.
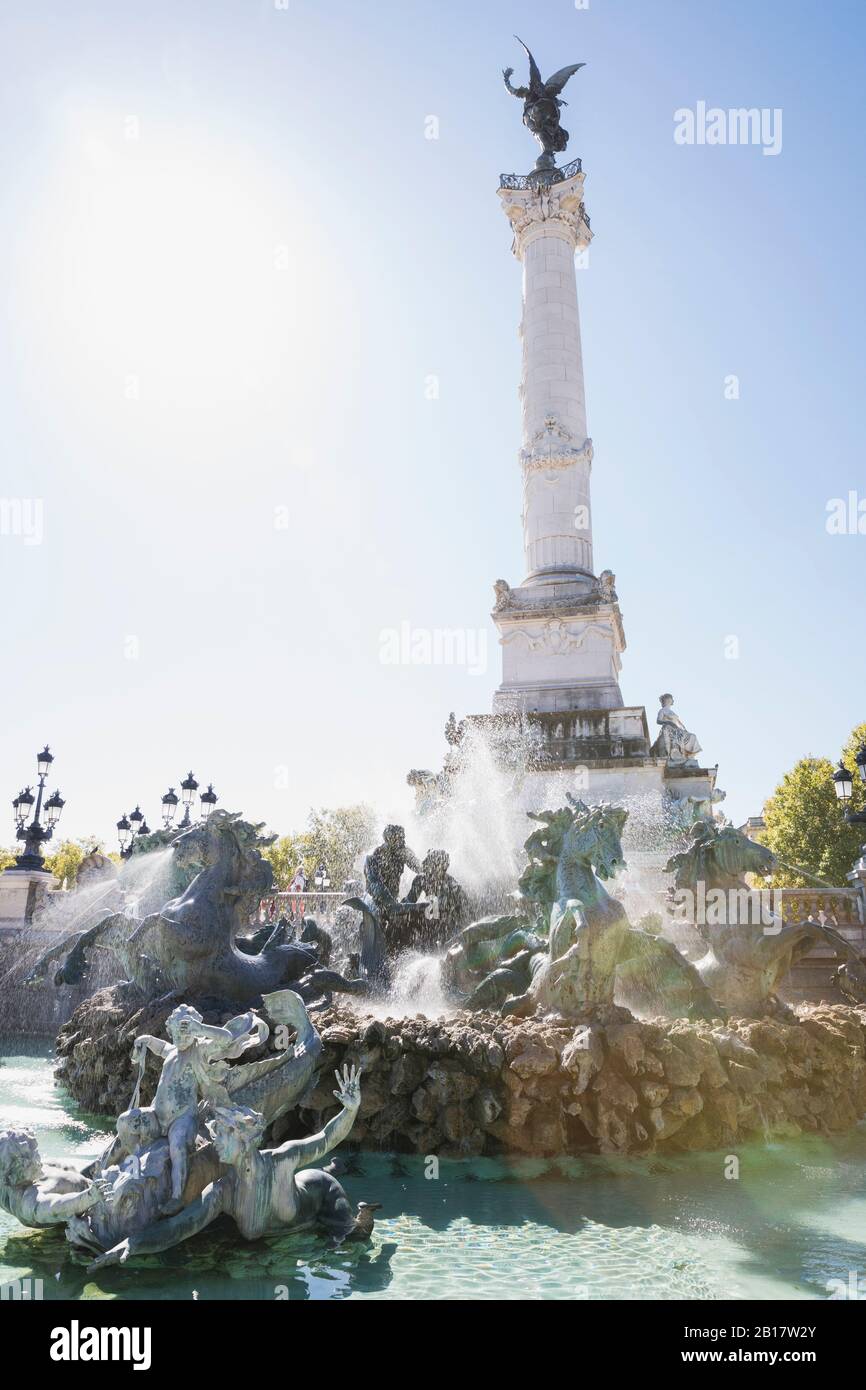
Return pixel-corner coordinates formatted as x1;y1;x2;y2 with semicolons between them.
178;771;199;830
117;806;151;860
161;787;179;829
832;745;866;828
11;745;65;870
833;745;866;913
160;776;217;832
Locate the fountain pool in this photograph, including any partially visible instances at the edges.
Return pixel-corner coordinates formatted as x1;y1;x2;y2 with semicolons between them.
2;1040;865;1301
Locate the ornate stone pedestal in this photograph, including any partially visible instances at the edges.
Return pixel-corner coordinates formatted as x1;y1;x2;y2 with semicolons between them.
0;866;54;926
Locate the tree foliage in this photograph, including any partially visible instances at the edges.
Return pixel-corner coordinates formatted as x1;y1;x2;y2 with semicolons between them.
0;846;17;873
261;804;377;892
762;722;866;888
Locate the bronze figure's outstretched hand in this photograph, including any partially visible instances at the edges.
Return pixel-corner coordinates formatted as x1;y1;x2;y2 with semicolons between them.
88;1237;131;1271
332;1063;362;1110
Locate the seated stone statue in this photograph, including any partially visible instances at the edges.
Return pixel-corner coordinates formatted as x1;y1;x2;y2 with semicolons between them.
651;693;702;767
0;1129;111;1228
87;1065;379;1270
123;1003;267;1213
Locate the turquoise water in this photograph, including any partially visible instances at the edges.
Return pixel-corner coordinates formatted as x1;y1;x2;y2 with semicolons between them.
1;1039;865;1301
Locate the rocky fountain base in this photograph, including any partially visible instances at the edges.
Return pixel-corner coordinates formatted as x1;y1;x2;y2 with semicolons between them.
56;983;866;1157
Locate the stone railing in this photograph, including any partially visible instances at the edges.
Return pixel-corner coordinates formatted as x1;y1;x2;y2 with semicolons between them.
461;709;651;767
777;887;864;927
257;890;351;924
518;710;648;765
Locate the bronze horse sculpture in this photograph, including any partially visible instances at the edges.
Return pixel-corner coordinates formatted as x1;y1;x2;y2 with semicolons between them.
666;820;861;1016
447;797;718;1021
26;812;365;1007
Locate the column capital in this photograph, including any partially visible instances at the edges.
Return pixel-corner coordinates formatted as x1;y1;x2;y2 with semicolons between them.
498;168;592;259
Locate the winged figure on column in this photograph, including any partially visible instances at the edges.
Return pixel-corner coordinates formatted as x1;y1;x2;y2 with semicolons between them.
502;37;585;164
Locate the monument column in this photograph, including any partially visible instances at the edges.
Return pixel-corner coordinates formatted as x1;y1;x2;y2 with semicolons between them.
493;162;625;714
499;167;594;585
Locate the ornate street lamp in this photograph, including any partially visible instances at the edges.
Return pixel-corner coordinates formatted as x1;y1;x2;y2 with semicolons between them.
161;787;179;828
117;813;133;856
834;744;866;901
14;788;34;830
117;805;149;859
10;745;65;870
833;760;853;804
161;775;216;831
834;748;866;826
178;771;199;829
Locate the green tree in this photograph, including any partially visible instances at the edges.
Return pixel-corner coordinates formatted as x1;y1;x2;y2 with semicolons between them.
262;804;377;892
0;846;17;872
260;832;309;890
762;721;866;888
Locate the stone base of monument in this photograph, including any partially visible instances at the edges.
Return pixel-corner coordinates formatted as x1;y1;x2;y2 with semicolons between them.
56;984;866;1157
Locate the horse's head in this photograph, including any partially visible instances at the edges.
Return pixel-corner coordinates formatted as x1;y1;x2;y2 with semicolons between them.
667;819;775;891
519;798;629;906
712;824;775;880
563;799;628;881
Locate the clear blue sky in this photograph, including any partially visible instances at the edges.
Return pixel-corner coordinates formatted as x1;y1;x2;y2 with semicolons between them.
1;0;864;848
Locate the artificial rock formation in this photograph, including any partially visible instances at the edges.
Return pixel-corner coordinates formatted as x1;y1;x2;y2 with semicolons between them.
57;984;866;1159
297;1004;866;1157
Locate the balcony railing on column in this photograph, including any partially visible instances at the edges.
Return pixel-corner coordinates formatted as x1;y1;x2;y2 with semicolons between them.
499;157;585;191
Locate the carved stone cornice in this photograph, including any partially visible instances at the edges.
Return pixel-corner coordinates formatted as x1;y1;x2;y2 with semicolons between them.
498;169;592;258
491;580;624;649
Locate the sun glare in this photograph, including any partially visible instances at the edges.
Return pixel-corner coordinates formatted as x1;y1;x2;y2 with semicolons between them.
17;110;332;409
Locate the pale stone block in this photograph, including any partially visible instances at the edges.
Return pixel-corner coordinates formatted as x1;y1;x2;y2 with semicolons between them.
531;364;568;383
530;354;572;374
527;270;565;290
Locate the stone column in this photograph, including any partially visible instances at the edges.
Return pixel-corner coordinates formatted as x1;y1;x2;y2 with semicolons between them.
498;168;594;586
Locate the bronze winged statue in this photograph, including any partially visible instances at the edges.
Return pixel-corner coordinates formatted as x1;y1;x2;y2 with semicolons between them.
503;36;585;168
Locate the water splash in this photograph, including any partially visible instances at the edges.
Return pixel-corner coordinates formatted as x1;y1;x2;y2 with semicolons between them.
365;951;455;1021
